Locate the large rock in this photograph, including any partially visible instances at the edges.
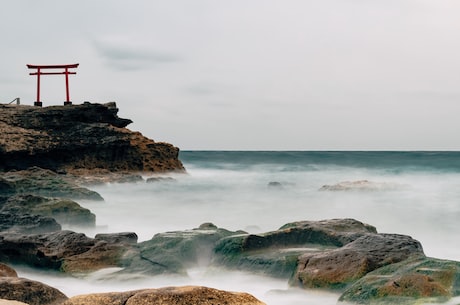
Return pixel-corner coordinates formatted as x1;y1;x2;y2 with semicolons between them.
0;230;129;272
0;102;184;173
213;219;377;278
0;277;68;305
291;233;425;290
61;286;266;305
0;212;61;234
0;167;103;201
339;256;460;305
122;223;244;276
1;194;95;227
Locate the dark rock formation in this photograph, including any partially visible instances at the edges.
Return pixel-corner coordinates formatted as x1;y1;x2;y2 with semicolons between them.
0;277;68;305
0;167;103;200
0;102;184;174
61;286;266;305
1;194;95;227
291;233;424;289
0;230;127;272
339;256;460;304
213;218;377;278
123;223;245;276
0;212;61;234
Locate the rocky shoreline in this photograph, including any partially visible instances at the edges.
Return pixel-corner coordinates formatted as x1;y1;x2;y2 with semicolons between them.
1;103;460;305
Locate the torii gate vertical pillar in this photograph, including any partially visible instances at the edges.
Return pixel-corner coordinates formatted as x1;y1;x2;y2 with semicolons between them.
27;64;79;106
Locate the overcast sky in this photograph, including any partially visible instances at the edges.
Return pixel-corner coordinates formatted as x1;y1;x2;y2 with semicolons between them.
1;1;460;150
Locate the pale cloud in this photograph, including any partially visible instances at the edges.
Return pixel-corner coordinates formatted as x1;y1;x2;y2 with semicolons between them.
92;39;182;71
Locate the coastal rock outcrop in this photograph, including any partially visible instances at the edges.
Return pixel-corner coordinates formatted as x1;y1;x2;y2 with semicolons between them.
0;102;184;174
339;256;460;304
213;218;377;278
0;167;102;201
61;286;266;305
0;230;128;272
291;233;424;289
122;223;245;276
1;194;95;227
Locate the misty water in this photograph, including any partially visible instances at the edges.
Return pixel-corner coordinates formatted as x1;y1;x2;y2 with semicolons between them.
17;151;460;304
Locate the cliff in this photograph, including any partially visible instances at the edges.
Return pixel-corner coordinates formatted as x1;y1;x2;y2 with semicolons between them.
0;102;184;173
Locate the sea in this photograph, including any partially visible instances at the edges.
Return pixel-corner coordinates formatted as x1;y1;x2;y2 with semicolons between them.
17;151;460;305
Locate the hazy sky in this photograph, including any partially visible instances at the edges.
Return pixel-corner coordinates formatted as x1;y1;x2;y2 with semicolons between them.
1;1;460;150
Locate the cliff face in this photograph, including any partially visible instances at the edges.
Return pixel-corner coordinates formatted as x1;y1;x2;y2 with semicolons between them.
0;102;184;173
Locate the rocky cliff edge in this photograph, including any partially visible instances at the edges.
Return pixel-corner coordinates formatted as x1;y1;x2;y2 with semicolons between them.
0;102;184;173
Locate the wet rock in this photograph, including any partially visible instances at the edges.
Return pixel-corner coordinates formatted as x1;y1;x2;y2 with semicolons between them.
0;263;17;277
0;230;129;273
0;167;103;201
213;218;376;278
339;256;460;305
291;233;425;290
146;176;176;183
267;181;283;189
123;223;244;276
0;212;61;234
95;232;138;245
61;286;266;305
0;102;184;173
0;277;68;305
319;180;404;191
2;194;95;227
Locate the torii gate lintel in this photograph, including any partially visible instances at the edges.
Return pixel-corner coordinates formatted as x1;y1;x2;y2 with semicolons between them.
27;64;79;107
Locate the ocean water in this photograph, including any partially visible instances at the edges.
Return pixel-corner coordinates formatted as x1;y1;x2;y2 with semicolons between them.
17;151;460;305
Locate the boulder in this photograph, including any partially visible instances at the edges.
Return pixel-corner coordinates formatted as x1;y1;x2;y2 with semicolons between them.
0;167;103;201
61;286;266;305
0;212;61;234
339;256;460;305
2;194;95;227
0;102;184;173
122;223;244;276
0;277;68;305
0;230;129;273
291;233;425;290
213;219;377;278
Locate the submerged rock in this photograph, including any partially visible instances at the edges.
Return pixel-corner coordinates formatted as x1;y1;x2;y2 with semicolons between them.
0;102;184;173
320;180;404;192
61;286;266;305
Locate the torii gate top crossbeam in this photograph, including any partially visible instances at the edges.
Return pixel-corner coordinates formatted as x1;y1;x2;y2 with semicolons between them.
27;63;79;106
27;64;79;69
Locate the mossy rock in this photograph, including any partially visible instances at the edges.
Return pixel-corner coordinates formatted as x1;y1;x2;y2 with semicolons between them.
339;256;460;305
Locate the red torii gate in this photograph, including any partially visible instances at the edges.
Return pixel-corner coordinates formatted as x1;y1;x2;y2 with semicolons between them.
27;64;79;106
